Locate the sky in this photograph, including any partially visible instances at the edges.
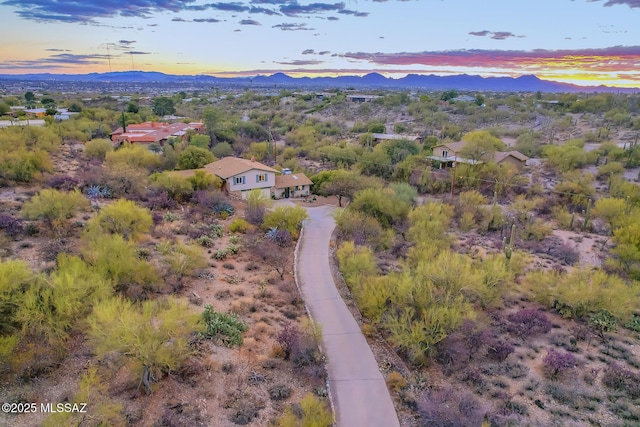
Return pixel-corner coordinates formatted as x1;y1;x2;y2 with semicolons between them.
1;0;640;87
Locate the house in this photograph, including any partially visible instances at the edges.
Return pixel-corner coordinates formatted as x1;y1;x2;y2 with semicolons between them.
346;94;381;103
110;121;204;145
203;157;279;200
428;142;528;169
372;133;424;144
493;151;529;170
274;172;313;199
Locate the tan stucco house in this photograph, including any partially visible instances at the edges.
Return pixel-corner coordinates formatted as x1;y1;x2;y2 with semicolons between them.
274;173;313;199
203;157;278;200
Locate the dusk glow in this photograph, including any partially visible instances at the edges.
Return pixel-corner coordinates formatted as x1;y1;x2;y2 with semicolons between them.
1;0;639;87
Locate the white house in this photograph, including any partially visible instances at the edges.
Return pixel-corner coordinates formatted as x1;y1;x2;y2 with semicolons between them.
204;157;278;200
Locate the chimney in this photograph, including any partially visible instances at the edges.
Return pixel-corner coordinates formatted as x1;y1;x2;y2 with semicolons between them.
250;156;255;162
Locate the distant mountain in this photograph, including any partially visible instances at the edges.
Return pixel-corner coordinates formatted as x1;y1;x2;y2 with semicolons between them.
0;70;637;93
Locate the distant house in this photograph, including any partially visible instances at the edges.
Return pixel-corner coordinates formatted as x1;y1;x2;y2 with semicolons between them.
451;95;477;103
346;94;381;103
493;151;529;170
110;121;204;145
372;133;424;144
274;172;313;199
428;142;528;169
203;157;278;200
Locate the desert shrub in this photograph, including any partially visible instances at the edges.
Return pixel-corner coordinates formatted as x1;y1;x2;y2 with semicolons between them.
487;339;514;362
268;384;293;401
589;310;618;338
192;190;235;217
213;249;229;260
386;371;408;391
81;232;160;297
275;394;333;427
262;205;308;239
602;362;640;398
196;236;215;248
187;170;219;190
334;208;393;251
21;189;89;227
163;212;181;222
46;174;80;191
106;143;160;170
0;213;23;237
228;400;262;425
522;268;637;321
230;218;251;233
418;386;487;427
88;296;199;395
265;228;293;248
150;172;193;202
543;348;576;378
83;139;113;160
144;190;177;210
624;314;640;332
507;309;552;339
200;305;247;347
86;199;153;240
276;322;300;360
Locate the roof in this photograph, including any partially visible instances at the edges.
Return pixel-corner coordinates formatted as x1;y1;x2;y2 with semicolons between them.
433;141;466;153
275;173;313;189
203;157;278;179
111;121;204;143
372;133;422;141
494;150;529;163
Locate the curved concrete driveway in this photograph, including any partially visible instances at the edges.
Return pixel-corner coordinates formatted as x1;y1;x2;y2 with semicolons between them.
296;205;400;427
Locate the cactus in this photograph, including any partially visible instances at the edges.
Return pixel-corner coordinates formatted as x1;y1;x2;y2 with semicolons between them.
569;213;575;231
582;199;592;231
503;224;515;262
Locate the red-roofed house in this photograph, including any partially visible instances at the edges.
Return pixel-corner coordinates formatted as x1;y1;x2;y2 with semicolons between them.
110;121;204;145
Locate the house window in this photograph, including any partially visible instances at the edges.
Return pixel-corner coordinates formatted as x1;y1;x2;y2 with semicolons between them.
256;174;268;183
233;176;245;185
442;150;448;158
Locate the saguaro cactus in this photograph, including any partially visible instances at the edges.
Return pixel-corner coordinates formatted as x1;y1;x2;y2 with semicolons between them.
503;224;516;263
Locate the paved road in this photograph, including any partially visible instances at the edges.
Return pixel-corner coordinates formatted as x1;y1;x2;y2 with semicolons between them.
296;205;400;427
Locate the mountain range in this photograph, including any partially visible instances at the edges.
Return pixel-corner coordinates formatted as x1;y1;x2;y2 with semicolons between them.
0;71;637;93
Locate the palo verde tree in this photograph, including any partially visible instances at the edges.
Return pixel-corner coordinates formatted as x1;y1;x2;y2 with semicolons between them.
87;296;201;395
86;198;153;240
21;189;89;229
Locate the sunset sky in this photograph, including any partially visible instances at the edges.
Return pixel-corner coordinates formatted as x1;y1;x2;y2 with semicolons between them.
1;0;639;87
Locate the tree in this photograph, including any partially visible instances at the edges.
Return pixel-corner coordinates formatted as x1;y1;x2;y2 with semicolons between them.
21;189;89;228
254;238;290;280
350;187;411;229
151;97;176;116
84;139;113;160
88;296;200;395
318;170;378;207
459;130;506;163
126;101;139;113
187;170;219;190
17;255;112;346
211;141;234;158
86;199;153;240
150;172;194;201
262;205;308;239
177;146;215;170
189;134;210;149
245;188;273;225
0;259;34;335
24;91;35;107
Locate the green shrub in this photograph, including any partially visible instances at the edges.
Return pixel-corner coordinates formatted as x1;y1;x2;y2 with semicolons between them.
200;305;247;347
83;139;113;160
229;218;251;233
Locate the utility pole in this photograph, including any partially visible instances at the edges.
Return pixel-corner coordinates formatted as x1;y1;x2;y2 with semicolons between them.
450;155;457;199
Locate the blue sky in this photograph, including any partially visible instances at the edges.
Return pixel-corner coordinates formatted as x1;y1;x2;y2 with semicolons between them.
1;0;639;87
